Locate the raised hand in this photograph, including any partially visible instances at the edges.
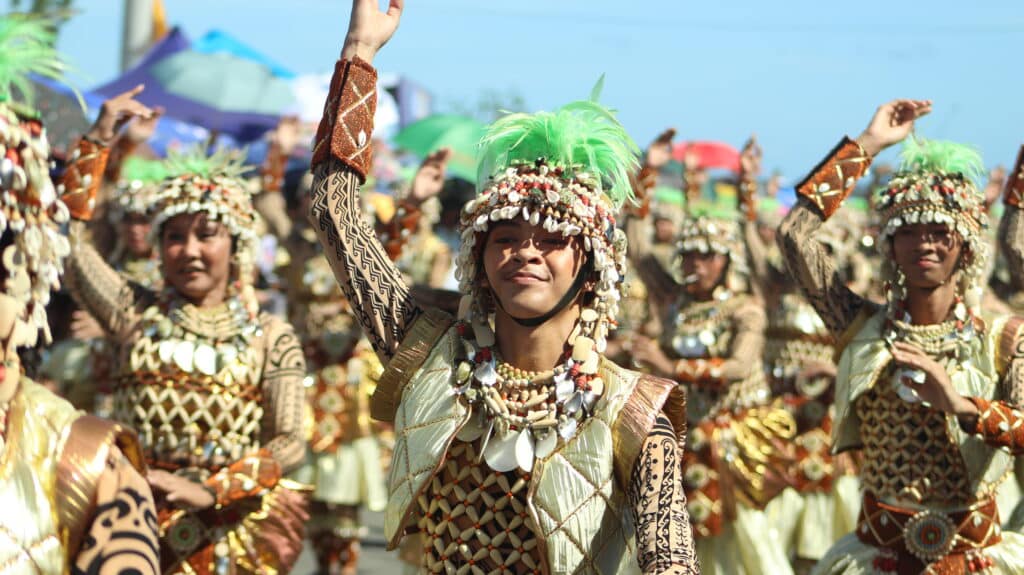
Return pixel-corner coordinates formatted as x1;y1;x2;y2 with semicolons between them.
270;116;302;157
855;99;933;157
124;105;164;145
409;147;450;204
983;165;1007;208
645;128;676;170
86;85;156;146
739;134;762;178
341;0;403;62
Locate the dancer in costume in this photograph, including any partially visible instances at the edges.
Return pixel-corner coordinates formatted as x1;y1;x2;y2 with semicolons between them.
307;1;699;572
779;99;1024;574
61;89;310;575
736;138;860;572
0;15;158;574
284;171;389;575
628;132;796;575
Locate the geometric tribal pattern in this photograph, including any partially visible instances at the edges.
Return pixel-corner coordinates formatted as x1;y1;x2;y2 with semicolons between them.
857;385;972;505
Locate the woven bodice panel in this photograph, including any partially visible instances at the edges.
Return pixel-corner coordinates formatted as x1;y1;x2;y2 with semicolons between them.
856;385;972;506
115;304;266;475
416;440;543;575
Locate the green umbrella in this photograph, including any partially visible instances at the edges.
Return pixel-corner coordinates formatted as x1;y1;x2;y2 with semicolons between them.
151;51;295;115
393;114;484;183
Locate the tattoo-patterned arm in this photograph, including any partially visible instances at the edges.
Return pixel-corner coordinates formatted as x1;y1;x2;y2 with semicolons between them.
308;57;421;363
777;138;874;336
72;448;159;575
260;316;308;472
65;224;149;344
629;414;700;575
999;146;1024;292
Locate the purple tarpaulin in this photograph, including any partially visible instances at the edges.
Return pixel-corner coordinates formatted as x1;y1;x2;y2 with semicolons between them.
92;27;280;143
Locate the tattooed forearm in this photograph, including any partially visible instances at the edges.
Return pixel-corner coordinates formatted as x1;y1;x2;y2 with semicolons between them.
73;462;159;575
777;199;867;336
629;414;700;574
309;160;421;363
262;321;308;471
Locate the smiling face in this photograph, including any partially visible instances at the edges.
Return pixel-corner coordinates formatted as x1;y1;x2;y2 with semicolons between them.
481;219;586;321
890;222;964;289
680;251;728;298
160;212;233;307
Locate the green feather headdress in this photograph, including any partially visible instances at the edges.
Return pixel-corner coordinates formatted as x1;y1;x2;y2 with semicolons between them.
163;145;250;181
476;95;639;209
897;137;985;186
121;156;170;184
0;14;73;111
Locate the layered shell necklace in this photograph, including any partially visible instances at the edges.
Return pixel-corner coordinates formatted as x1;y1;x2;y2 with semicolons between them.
138;292;261;378
885;295;975;405
451;309;605;473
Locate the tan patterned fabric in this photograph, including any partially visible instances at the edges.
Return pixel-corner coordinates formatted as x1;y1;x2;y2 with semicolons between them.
856;385;973;506
417;441;542;574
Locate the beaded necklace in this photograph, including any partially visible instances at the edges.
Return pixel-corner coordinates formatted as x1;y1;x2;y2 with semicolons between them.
451;314;604;474
884;296;975;404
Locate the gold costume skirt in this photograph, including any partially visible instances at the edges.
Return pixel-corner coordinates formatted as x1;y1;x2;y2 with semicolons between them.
158;479;311;575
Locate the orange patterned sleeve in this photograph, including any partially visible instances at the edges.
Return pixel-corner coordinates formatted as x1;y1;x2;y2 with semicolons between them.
61;138;110;222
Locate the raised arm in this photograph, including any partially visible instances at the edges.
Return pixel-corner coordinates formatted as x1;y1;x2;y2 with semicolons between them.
737;135;773;296
998;146;1024;292
778;100;932;336
309;0;421;363
62;89;161;340
625;129;681;308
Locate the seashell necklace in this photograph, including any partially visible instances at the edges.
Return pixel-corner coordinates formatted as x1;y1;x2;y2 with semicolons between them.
140;293;261;377
451;311;605;474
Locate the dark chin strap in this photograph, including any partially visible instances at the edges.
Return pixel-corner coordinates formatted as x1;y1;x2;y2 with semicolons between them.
495;271;588;328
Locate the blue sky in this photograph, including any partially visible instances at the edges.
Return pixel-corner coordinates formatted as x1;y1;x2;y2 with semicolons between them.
26;0;1024;179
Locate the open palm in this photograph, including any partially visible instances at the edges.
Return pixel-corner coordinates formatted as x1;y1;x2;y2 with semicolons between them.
342;0;403;62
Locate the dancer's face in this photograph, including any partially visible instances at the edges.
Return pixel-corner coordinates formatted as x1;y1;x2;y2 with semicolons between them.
160;213;233;307
681;251;728;298
891;223;963;289
481;219;585;321
121;213;153;258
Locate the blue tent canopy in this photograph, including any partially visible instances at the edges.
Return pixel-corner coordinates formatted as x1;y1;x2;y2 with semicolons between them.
92;27;281;142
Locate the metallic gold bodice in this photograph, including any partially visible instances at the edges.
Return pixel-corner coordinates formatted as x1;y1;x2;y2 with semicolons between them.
856;384;972;507
662;293;769;421
115;301;265;475
0;379;79;574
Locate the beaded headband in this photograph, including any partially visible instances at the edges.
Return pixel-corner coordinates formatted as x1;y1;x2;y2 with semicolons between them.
150;147;261;315
455;97;639;355
111;156;168;220
874;138;988;314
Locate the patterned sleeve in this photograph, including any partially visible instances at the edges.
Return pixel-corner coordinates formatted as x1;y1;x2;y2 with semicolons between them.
776;138;874;336
629;414;700;575
260;316;308;472
998;145;1024;292
307;57;421;363
65;221;149;342
71;447;159;575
